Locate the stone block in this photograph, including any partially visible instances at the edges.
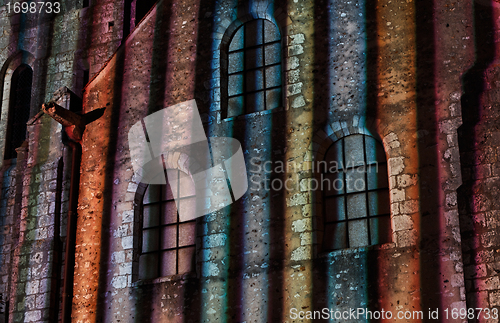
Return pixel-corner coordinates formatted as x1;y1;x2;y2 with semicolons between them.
287;193;308;206
292;218;312;233
286;82;302;97
25;280;39;295
393;215;413;231
287;44;304;57
400;200;418;214
291;246;311;261
391;188;405;202
24;310;41;322
388;157;405;176
288;33;305;45
203;233;227;248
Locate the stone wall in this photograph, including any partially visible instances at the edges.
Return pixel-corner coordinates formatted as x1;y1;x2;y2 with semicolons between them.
458;2;500;314
1;0;499;322
77;0;471;321
0;1;130;322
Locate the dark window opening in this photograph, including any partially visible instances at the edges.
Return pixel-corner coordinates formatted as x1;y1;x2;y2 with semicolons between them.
135;0;156;25
123;0;133;40
322;134;391;251
5;64;32;160
226;19;282;118
83;69;89;88
0;292;8;323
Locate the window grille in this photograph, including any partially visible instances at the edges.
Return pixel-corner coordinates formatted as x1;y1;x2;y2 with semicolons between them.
138;170;196;279
226;19;282;118
322;134;391;250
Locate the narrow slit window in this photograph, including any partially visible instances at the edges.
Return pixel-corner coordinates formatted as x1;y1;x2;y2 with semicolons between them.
5;64;32;160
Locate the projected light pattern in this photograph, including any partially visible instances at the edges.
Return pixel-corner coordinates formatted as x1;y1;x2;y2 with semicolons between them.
2;0;484;320
323;0;369;316
320;0;404;319
232;114;274;323
326;0;367;118
199;1;235;322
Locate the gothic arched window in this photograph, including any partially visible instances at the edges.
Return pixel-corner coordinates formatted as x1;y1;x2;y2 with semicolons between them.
138;170;197;280
225;19;282;118
322;134;391;250
5;64;32;160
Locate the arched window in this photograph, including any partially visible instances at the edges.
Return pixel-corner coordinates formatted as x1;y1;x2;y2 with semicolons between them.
5;64;32;160
225;19;282;118
138;170;197;280
322;134;391;250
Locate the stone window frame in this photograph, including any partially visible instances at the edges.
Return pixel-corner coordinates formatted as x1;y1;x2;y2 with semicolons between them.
220;16;286;120
311;118;400;254
320;133;391;251
0;51;35;163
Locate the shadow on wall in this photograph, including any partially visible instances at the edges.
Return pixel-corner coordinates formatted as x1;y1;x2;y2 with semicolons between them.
7;7;57;323
130;0;200;321
94;3;127;323
457;0;495;312
414;0;443;313
310;0;385;317
0;162;16;323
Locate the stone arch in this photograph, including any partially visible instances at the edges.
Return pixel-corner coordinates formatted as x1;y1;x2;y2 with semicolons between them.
310;116;406;251
311;116;384;163
0;50;36;162
220;1;288;47
217;1;288;118
0;50;36;111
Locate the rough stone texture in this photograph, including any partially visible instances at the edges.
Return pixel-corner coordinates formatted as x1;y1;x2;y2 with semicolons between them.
0;0;498;322
0;0;128;322
458;3;500;316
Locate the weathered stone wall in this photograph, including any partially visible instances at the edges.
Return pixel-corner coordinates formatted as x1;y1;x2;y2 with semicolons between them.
458;2;500;314
0;160;18;322
0;0;130;322
2;0;500;322
77;0;471;321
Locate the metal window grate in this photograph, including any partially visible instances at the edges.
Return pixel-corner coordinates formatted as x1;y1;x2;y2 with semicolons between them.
322;134;391;250
139;169;196;280
227;19;282;118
